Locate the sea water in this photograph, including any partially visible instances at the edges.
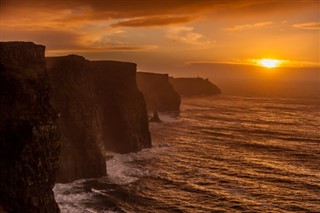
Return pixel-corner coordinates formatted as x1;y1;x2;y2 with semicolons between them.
54;89;320;212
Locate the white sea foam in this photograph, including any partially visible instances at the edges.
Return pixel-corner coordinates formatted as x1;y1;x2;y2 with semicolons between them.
54;133;171;211
54;180;94;213
159;113;180;123
54;179;119;213
106;145;169;185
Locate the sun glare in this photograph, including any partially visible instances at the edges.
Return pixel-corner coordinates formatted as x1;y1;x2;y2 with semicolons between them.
258;58;281;68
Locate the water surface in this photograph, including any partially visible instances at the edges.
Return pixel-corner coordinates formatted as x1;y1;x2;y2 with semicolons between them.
54;95;320;212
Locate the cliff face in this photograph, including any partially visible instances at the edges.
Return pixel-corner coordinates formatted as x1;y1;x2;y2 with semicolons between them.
136;72;180;111
169;77;221;97
46;55;106;183
0;42;60;212
90;62;151;153
47;56;151;182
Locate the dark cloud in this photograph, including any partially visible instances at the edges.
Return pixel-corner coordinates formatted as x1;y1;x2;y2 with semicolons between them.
2;0;318;23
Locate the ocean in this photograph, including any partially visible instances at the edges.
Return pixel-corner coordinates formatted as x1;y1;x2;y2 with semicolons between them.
54;91;320;212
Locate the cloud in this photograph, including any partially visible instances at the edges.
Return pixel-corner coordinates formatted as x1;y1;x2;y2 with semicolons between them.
2;0;318;22
1;0;318;56
110;16;196;28
1;29;157;53
0;30;84;50
293;22;320;30
84;35;158;52
47;45;158;54
222;21;272;31
1;1;317;31
166;27;212;46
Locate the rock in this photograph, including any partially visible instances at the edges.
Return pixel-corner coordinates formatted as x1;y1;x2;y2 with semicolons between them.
169;77;221;97
136;72;180;111
0;42;60;212
47;55;151;182
46;55;106;183
149;110;161;122
90;61;151;153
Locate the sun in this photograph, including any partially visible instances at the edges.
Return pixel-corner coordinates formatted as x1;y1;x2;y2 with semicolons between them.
258;58;281;68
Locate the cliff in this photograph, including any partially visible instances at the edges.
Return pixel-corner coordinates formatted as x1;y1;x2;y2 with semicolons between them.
47;56;151;182
136;72;180;111
90;61;151;153
46;55;106;183
169;77;221;96
0;42;60;212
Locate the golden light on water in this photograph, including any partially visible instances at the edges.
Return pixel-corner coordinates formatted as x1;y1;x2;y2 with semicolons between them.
258;59;281;68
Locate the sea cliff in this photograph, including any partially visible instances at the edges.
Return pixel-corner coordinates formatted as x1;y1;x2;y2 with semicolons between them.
90;61;151;153
169;77;221;96
0;42;152;210
47;56;151;182
46;55;106;183
0;42;60;212
137;72;180;111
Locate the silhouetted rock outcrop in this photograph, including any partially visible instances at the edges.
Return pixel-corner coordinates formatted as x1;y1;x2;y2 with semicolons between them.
47;56;151;182
0;42;60;212
169;77;221;96
137;72;180;111
150;110;161;122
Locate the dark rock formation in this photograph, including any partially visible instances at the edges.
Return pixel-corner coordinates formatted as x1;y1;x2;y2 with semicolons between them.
150;110;161;122
46;55;106;183
0;42;60;212
169;77;221;96
47;56;151;182
136;72;180;111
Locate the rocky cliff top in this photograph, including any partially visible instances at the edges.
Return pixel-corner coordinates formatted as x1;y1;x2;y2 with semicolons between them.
0;42;46;78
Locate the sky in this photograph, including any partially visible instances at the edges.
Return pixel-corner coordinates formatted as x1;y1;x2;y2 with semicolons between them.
1;0;319;86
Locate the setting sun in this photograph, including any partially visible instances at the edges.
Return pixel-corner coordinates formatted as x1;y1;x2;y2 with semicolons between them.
258;59;281;68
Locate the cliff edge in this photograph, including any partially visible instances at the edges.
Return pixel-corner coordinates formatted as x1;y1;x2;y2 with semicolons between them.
0;42;60;212
169;77;221;97
137;72;180;111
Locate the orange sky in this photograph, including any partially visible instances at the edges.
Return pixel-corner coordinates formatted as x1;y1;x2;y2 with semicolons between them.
1;0;319;80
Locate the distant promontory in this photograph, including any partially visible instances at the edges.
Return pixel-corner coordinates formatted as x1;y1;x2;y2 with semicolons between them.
169;77;221;97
